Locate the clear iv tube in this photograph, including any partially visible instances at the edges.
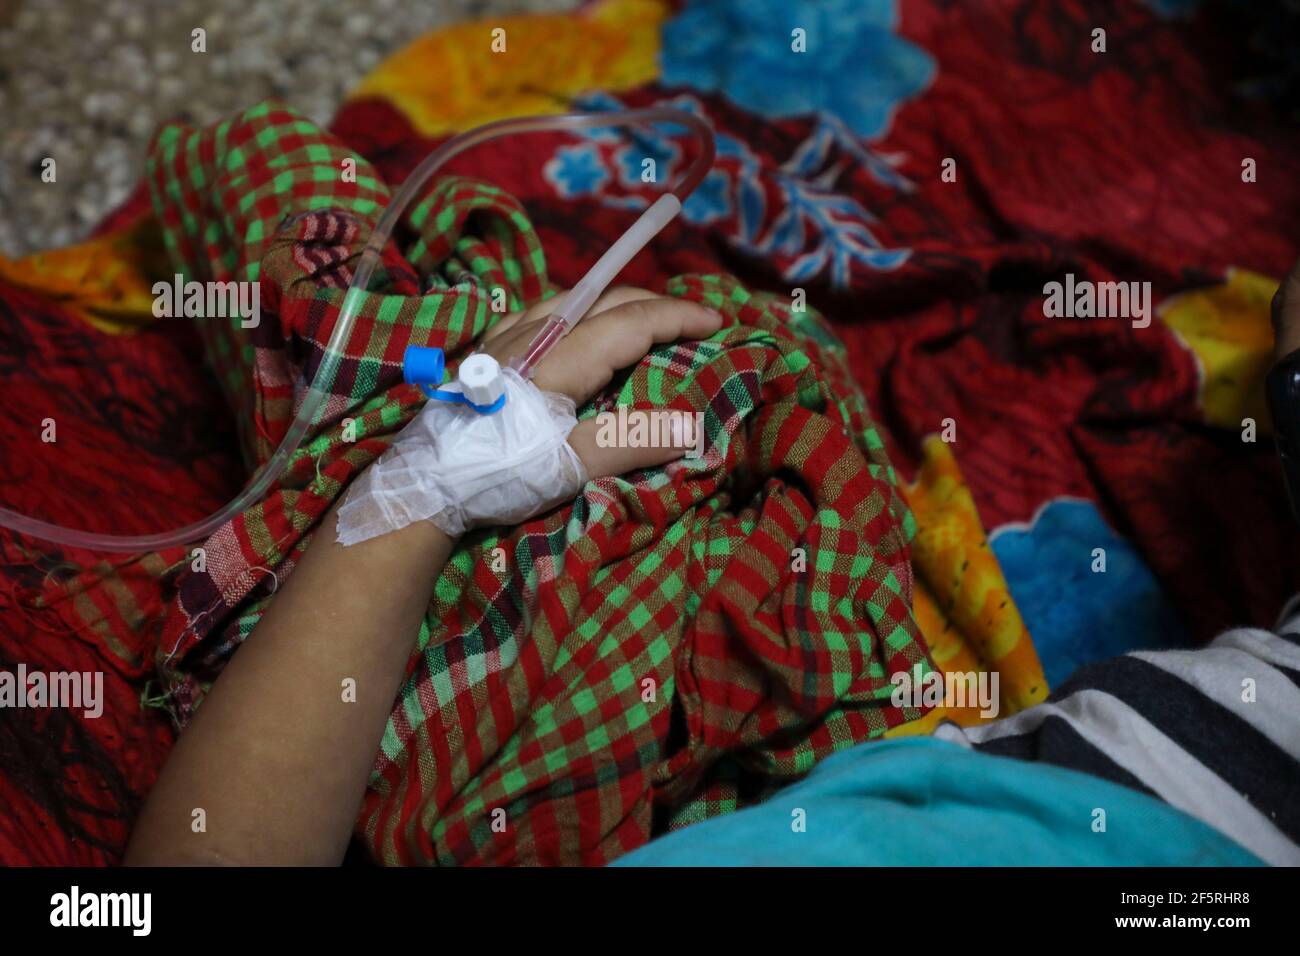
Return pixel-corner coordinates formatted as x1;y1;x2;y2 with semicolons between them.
0;108;716;552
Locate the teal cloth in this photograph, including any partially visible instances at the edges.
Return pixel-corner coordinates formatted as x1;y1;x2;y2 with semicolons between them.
616;737;1262;866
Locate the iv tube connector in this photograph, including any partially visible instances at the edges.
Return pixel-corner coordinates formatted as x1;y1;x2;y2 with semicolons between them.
513;192;683;380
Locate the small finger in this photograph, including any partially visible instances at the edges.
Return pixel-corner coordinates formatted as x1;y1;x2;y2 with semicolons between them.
486;287;659;342
567;414;698;480
585;296;724;347
586;285;663;319
536;297;722;397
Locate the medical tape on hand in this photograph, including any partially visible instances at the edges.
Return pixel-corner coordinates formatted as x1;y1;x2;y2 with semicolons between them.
336;366;586;544
420;384;507;416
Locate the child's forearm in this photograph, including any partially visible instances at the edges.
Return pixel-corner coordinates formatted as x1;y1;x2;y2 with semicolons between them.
125;502;454;866
124;290;720;866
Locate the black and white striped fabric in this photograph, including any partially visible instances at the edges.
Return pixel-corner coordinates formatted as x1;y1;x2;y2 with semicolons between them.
934;616;1300;866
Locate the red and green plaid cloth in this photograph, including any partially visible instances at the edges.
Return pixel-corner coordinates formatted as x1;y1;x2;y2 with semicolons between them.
61;101;929;864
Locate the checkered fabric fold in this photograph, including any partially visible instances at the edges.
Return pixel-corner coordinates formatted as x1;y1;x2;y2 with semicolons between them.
142;101;928;864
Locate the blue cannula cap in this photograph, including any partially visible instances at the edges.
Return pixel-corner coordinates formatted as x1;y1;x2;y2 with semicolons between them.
403;345;445;387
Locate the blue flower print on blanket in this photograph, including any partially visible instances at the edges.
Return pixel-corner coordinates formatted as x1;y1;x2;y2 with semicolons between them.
545;142;611;198
991;498;1191;689
544;91;913;287
660;0;935;139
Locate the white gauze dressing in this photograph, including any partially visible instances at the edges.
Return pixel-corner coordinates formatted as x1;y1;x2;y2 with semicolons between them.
336;364;586;544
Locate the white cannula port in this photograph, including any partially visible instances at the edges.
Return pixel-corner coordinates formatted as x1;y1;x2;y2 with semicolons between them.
458;352;505;408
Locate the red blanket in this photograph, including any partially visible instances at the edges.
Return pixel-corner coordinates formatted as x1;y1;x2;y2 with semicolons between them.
2;0;1298;864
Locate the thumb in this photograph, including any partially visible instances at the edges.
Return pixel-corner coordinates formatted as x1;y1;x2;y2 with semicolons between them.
566;413;701;480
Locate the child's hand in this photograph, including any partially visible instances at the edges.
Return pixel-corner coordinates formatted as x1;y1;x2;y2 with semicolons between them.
482;286;723;479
